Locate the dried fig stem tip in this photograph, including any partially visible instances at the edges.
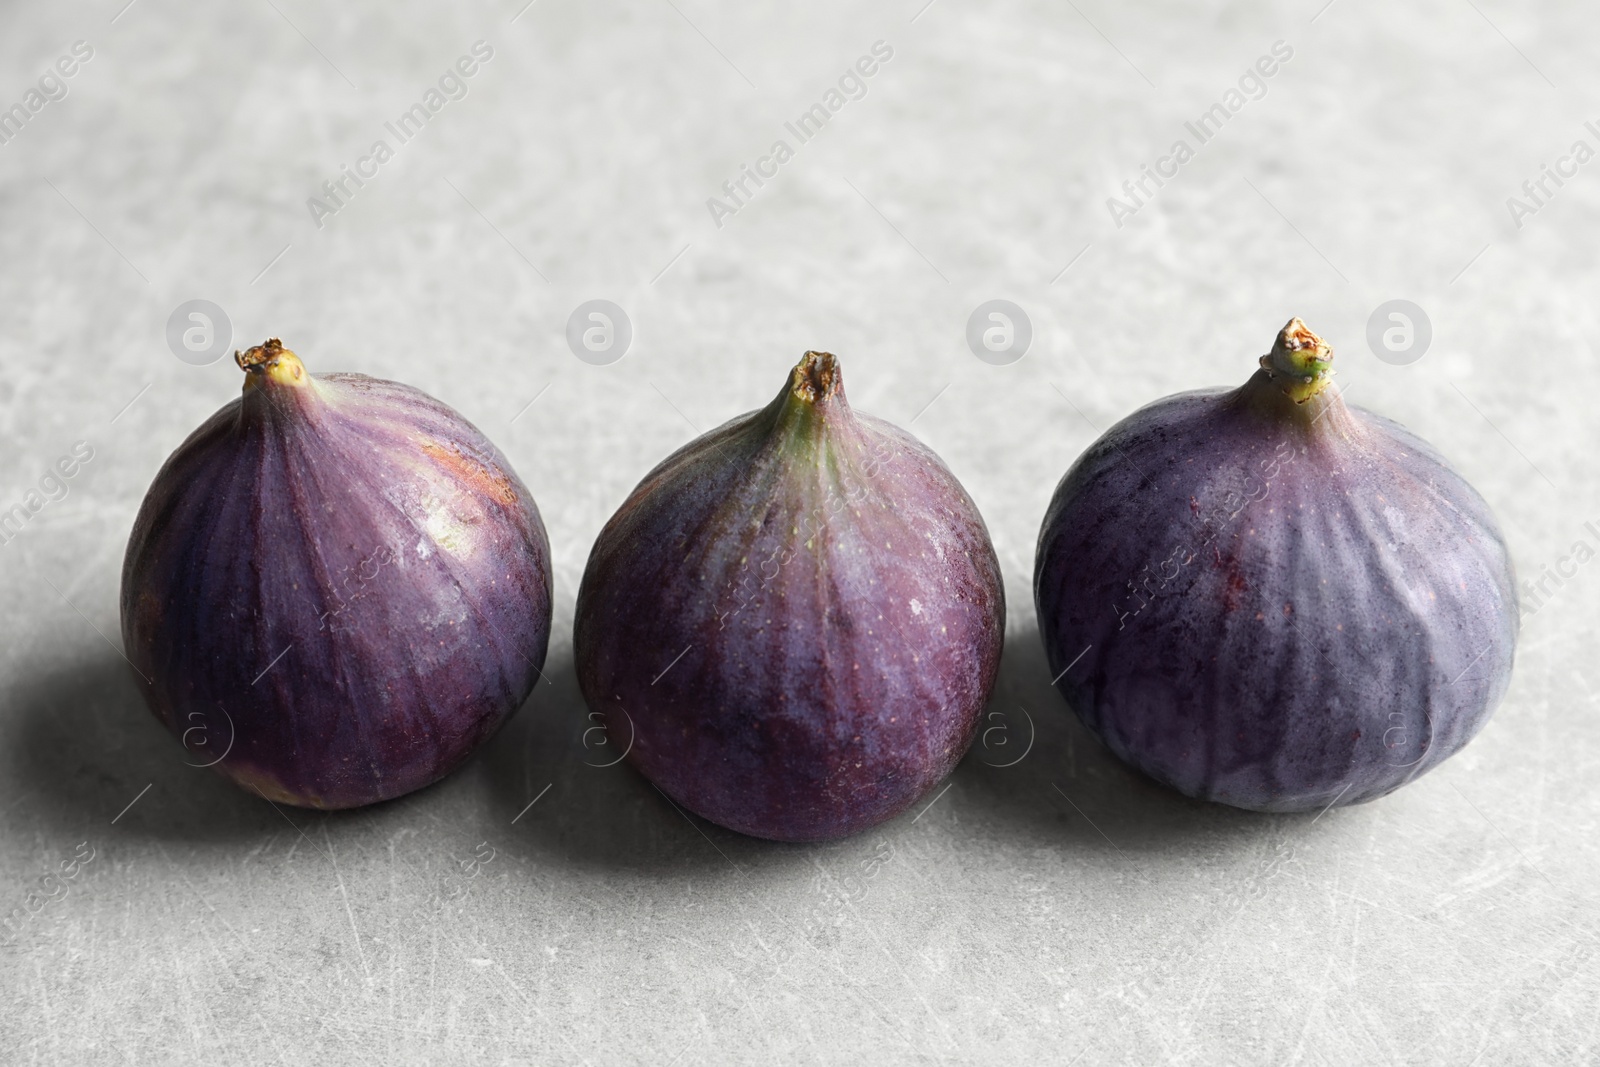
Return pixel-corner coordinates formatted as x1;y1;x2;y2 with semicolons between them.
1259;318;1334;404
790;351;842;403
236;338;309;391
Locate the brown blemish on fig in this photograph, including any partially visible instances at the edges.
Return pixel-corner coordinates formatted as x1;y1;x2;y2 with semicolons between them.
421;440;518;505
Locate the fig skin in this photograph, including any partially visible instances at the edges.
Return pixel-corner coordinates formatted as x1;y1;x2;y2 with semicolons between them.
574;352;1004;842
121;340;552;810
1034;319;1518;813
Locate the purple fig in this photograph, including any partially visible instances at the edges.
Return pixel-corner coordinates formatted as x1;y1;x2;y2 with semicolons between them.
574;352;1004;841
121;340;552;809
1035;319;1518;813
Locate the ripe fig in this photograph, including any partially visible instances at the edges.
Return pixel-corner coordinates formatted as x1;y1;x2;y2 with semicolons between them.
1034;319;1518;813
574;352;1004;841
121;340;552;809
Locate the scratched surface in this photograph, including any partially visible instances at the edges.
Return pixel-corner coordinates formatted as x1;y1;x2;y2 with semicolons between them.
1;1;1598;1063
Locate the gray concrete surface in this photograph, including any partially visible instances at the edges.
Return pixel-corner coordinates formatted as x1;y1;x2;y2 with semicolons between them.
1;0;1597;1063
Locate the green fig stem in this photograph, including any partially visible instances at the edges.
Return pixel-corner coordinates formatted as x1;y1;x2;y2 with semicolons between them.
1258;318;1334;404
237;338;311;392
762;351;855;465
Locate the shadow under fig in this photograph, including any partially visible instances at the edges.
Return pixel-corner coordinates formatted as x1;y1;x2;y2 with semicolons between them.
5;647;292;845
7;632;1310;868
4;643;857;875
482;649;807;876
485;629;1305;874
949;623;1294;855
7;646;496;850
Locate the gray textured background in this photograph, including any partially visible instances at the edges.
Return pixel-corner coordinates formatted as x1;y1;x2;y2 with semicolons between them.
2;0;1597;1063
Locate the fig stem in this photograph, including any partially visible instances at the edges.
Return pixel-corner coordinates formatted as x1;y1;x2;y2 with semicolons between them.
237;339;310;392
1259;318;1333;404
790;351;842;403
764;351;854;464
